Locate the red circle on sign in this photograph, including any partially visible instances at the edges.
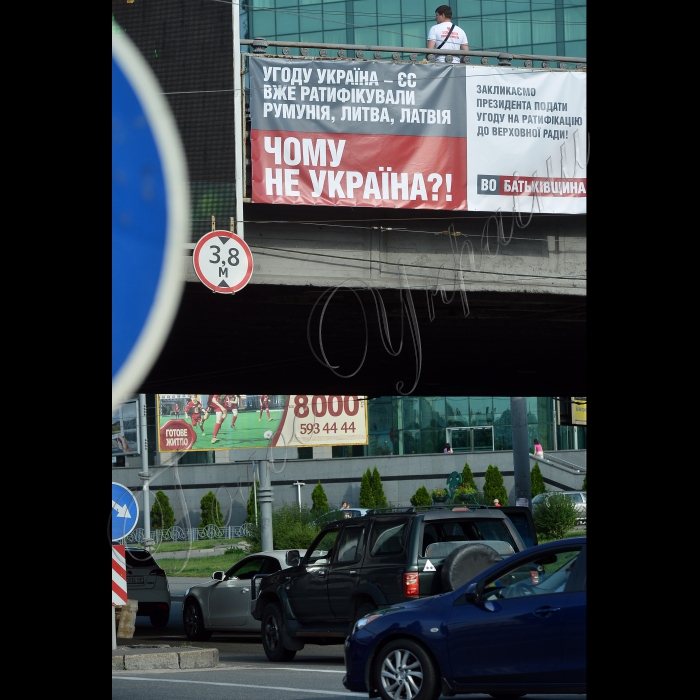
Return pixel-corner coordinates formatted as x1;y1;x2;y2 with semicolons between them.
193;230;254;293
159;419;198;451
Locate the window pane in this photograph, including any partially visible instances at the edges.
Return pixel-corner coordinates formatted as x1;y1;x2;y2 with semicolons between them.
463;20;482;48
564;6;586;41
446;397;469;427
252;11;276;37
507;11;531;46
531;9;556;44
420;397;445;428
565;39;586;57
403;21;428;48
469;397;493;425
482;0;506;15
482;14;507;48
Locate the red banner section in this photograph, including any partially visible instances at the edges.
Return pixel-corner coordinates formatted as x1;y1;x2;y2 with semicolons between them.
159;419;198;451
251;130;467;210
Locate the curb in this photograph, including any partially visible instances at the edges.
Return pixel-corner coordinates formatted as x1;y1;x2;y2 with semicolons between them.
112;645;219;671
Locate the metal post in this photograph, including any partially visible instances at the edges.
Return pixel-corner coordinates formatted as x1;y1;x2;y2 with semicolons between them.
252;460;258;526
232;0;245;239
112;606;117;650
258;460;274;551
510;397;532;508
552;397;558;451
293;481;305;509
138;394;152;546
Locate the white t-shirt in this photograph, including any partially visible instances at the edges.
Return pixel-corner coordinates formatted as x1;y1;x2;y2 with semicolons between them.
427;21;468;62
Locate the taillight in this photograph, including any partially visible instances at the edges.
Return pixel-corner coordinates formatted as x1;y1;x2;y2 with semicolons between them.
150;568;166;577
403;572;419;597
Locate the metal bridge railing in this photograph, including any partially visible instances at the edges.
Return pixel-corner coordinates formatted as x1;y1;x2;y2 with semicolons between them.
241;38;586;70
124;524;253;545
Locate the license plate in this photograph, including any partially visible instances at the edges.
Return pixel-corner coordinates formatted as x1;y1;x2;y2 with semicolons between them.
127;576;144;584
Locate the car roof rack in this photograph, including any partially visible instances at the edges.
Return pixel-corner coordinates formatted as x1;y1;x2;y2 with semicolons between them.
365;504;496;514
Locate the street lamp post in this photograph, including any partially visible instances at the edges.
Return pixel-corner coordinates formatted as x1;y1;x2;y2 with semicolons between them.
293;481;305;510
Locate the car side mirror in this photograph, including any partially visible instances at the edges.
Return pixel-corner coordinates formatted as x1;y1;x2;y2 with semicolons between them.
461;582;482;604
212;570;228;581
286;550;300;567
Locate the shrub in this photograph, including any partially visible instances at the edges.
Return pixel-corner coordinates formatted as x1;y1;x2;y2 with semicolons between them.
430;487;448;499
310;481;330;517
360;469;376;508
410;485;432;507
199;491;224;528
482;465;509;506
530;462;546;497
461;461;477;491
533;492;578;541
246;504;321;552
371;467;388;508
246;479;260;524
151;490;175;530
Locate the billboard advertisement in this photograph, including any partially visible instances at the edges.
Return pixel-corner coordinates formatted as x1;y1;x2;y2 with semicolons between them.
157;394;368;452
112;398;140;456
249;58;586;214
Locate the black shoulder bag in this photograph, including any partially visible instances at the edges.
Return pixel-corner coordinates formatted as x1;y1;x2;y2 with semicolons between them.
436;23;456;50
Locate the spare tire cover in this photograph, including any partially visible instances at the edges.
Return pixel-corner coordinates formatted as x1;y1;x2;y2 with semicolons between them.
440;543;503;592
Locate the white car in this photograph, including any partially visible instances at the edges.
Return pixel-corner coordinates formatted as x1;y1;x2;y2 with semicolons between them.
123;545;172;627
183;549;306;641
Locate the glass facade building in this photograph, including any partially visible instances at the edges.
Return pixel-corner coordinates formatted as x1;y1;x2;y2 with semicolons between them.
333;396;586;457
248;0;586;58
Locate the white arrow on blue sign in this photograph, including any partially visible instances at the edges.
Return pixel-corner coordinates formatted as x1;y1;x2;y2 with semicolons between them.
112;26;189;410
112;482;140;542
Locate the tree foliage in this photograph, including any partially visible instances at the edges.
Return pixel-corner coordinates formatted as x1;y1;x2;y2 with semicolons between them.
360;468;376;508
199;491;224;528
310;481;330;517
482;464;509;505
461;461;477;491
151;490;175;530
410;485;432;507
246;479;260;524
530;462;546;497
371;467;388;508
246;504;321;552
533;492;578;540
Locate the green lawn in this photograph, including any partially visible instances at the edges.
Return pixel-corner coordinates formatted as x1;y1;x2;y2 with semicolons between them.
160;408;283;450
160;551;249;577
151;538;245;553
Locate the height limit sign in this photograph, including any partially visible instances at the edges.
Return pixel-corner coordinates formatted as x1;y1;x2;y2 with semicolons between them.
193;230;254;293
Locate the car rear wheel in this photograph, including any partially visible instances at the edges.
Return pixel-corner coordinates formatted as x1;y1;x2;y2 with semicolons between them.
261;602;296;662
183;599;212;641
150;610;169;628
373;638;439;700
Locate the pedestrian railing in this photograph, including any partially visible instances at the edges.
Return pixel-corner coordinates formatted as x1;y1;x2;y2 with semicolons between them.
125;523;253;545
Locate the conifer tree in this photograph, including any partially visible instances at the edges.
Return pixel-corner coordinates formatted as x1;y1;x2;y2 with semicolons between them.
360;468;376;508
371;467;388;508
530;462;546;497
482;465;509;505
310;481;330;517
151;490;175;531
246;479;260;523
199;491;224;528
461;461;477;491
410;485;432;507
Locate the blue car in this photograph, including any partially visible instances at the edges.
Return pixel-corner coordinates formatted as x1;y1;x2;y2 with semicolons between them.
343;536;586;700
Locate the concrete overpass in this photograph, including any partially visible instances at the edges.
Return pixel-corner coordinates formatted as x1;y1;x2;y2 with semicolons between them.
141;203;585;397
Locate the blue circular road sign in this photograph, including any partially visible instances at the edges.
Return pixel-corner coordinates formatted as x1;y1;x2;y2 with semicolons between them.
112;27;189;410
112;482;140;542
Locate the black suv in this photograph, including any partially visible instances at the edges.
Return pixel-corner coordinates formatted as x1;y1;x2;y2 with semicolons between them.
252;505;537;661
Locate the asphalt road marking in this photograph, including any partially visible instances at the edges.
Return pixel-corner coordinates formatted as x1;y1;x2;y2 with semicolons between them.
112;676;355;695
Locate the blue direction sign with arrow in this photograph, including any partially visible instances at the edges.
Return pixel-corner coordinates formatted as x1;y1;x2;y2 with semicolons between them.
112;482;140;541
112;26;189;410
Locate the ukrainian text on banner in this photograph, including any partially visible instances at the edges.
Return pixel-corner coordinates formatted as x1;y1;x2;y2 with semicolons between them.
157;394;368;451
249;58;586;214
249;58;467;210
466;66;586;214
